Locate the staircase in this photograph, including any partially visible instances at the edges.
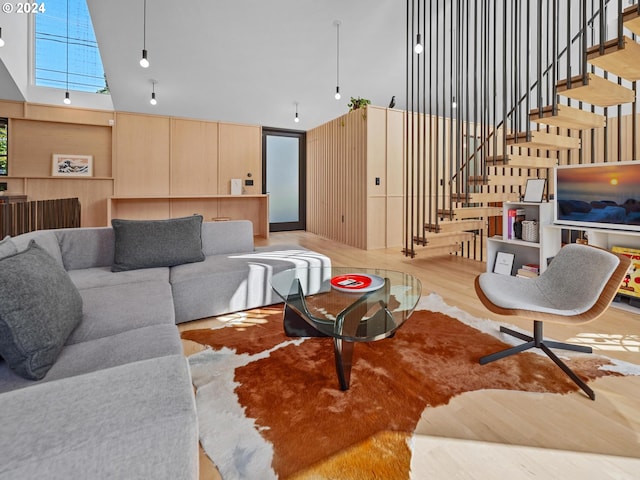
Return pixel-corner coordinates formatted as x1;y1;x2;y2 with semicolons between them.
405;0;639;260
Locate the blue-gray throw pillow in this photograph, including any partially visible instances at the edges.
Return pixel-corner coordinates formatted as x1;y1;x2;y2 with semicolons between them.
0;240;83;380
111;215;206;272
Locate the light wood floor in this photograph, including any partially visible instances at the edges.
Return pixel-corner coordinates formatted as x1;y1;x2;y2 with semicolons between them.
184;231;640;479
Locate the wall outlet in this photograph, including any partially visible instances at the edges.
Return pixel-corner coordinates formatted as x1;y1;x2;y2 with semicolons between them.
245;179;254;186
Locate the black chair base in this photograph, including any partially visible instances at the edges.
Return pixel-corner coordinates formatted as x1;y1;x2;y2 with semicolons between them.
479;321;595;400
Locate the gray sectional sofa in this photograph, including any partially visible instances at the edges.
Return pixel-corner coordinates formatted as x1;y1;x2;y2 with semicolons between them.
0;218;330;479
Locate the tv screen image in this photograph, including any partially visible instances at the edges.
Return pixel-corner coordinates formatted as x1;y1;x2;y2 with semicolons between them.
554;161;640;232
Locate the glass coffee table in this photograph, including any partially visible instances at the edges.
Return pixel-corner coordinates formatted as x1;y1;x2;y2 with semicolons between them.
270;267;422;390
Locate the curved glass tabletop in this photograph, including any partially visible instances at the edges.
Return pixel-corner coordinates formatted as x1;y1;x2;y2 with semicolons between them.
270;267;422;342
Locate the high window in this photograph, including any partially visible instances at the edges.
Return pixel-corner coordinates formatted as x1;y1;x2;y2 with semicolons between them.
34;0;108;94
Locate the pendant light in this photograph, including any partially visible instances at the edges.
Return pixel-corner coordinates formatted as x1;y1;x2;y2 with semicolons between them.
63;0;71;104
414;34;423;54
140;0;149;68
294;102;300;123
150;80;157;105
334;20;341;100
0;28;5;47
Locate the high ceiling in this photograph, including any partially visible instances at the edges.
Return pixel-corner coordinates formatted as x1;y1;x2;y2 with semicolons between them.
80;0;406;130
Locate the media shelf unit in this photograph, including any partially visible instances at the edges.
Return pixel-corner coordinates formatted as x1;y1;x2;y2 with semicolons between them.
486;202;560;276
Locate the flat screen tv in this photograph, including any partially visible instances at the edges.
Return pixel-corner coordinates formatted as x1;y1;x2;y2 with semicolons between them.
554;161;640;233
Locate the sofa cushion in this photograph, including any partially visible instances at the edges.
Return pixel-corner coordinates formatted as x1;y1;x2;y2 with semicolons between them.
170;246;331;322
0;236;17;259
0;324;184;393
0;355;198;480
10;230;64;267
66;281;175;345
112;215;205;272
68;265;170;290
0;241;83;380
201;219;254;256
56;227;115;270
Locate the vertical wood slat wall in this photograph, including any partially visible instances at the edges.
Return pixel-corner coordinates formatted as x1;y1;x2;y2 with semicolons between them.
0;197;80;238
306;106;405;250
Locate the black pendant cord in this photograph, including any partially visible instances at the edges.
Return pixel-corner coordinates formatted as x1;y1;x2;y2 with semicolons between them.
404;0;409;256
428;0;433;232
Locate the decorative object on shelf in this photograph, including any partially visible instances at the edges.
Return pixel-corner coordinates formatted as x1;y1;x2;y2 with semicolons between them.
230;179;242;195
521;220;539;242
51;154;93;177
514;208;526;239
612;246;640;300
348;97;371;111
493;251;515;276
523;178;546;202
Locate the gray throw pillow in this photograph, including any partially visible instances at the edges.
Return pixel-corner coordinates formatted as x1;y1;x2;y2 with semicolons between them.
0;240;83;380
0;235;17;260
111;215;206;272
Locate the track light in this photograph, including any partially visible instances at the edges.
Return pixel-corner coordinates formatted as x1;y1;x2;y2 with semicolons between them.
140;0;149;68
64;91;71;105
414;34;423;54
0;28;5;48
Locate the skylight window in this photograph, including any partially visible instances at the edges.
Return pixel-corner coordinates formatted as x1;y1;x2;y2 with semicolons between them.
34;0;108;94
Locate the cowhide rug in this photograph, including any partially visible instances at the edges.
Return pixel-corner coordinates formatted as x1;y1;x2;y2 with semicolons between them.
181;293;640;479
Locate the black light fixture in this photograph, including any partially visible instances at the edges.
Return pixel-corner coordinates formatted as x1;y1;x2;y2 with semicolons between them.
150;80;157;105
140;0;149;68
63;0;71;105
294;102;300;123
334;20;341;100
0;27;5;48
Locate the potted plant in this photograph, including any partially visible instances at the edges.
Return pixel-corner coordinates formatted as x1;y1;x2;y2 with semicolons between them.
348;97;371;111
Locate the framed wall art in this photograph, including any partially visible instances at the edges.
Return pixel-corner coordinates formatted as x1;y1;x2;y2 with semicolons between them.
52;154;93;177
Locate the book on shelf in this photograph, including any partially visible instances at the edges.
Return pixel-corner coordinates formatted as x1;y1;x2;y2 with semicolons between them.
507;209;517;240
520;263;540;273
612;246;640;299
516;268;539;278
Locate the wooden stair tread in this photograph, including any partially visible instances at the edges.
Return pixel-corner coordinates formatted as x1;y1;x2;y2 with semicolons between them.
587;36;640;81
425;219;485;233
623;4;640;36
437;206;503;219
410;244;463;257
471;173;530;187
505;130;580;151
529;104;606;130
556;73;635;107
487;154;557;169
451;192;520;203
414;232;475;247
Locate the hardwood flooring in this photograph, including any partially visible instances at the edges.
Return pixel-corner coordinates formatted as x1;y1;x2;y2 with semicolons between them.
181;231;640;479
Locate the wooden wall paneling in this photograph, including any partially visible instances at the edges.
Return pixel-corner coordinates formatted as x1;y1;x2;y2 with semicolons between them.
25;178;113;226
386;109;405;248
2;178;26;195
0;100;25;118
169;198;221;221
171;118;219;195
11;119;112;177
24;104;114;126
218;123;261;195
109;198;171;221
366;106;387;250
216;196;268;237
114;112;170;196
